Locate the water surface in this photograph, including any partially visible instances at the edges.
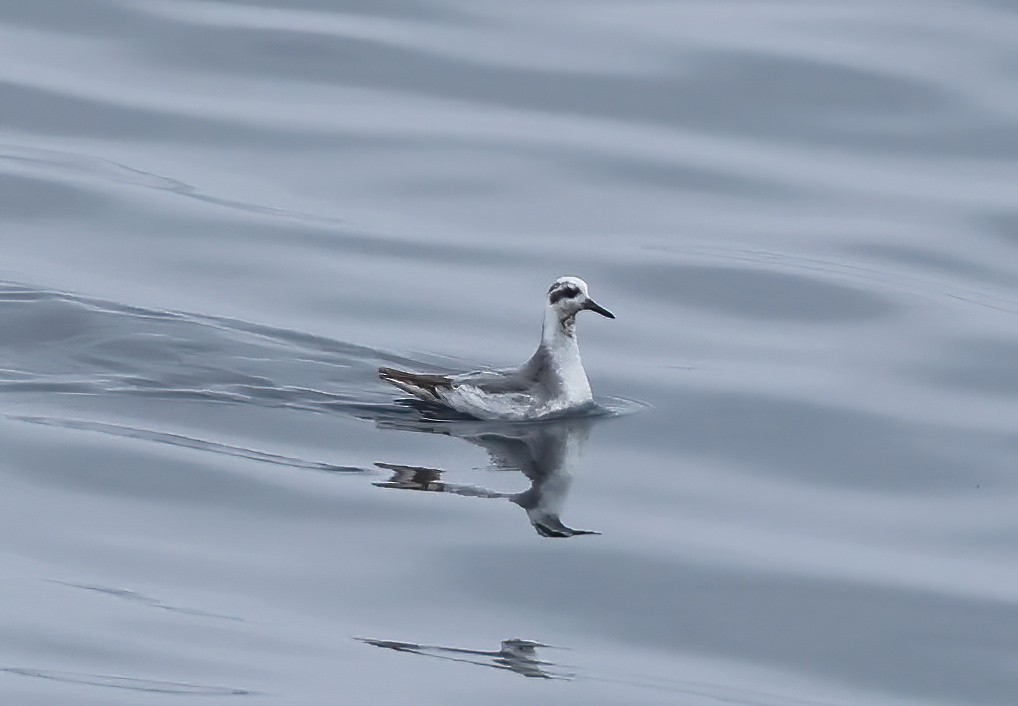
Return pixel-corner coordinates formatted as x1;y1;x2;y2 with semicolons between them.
2;1;1018;704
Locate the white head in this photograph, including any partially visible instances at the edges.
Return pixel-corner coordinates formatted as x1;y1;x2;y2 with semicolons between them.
545;276;614;337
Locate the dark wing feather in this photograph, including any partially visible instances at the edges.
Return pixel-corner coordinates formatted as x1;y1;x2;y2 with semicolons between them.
378;367;453;398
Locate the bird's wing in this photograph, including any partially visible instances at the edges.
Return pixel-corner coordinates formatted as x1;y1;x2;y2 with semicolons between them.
378;367;453;399
455;369;535;394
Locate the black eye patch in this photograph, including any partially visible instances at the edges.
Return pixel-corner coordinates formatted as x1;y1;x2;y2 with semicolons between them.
548;285;581;304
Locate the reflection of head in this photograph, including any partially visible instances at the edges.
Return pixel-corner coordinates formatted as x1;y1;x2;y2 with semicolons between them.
374;415;600;538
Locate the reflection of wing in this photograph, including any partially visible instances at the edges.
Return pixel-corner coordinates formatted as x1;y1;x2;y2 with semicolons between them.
373;463;443;487
373;463;507;499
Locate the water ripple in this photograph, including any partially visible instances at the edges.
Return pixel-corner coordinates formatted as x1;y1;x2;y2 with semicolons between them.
47;580;243;621
9;416;366;474
0;667;251;696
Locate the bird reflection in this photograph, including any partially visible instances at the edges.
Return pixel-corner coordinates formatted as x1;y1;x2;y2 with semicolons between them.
374;413;599;538
356;637;573;680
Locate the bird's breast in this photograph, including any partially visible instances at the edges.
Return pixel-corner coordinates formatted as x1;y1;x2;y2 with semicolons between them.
550;348;592;404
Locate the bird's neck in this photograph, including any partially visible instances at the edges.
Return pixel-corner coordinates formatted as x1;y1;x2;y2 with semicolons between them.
542;306;579;350
536;307;592;404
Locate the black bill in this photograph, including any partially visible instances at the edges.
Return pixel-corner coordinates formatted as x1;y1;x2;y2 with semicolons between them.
583;299;615;319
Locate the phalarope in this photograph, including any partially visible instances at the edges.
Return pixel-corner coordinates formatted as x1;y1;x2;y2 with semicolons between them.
379;276;614;420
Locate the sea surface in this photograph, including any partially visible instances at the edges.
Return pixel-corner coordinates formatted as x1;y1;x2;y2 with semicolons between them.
2;1;1018;704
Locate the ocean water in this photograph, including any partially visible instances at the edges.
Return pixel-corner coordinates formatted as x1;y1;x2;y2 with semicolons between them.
2;1;1018;704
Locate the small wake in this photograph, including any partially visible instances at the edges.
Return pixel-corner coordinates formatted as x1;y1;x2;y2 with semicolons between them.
9;415;367;475
0;280;407;419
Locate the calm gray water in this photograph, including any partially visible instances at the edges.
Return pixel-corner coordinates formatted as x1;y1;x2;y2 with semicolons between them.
2;1;1018;704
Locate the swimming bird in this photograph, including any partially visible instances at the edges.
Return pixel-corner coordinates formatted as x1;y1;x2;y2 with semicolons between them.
378;276;614;420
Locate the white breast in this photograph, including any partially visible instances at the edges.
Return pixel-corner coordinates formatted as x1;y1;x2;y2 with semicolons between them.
549;340;592;406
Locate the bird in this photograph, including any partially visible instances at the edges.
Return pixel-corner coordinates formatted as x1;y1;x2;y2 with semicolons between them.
378;276;614;420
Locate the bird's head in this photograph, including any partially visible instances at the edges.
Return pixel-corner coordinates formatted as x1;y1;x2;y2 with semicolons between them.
546;276;614;329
